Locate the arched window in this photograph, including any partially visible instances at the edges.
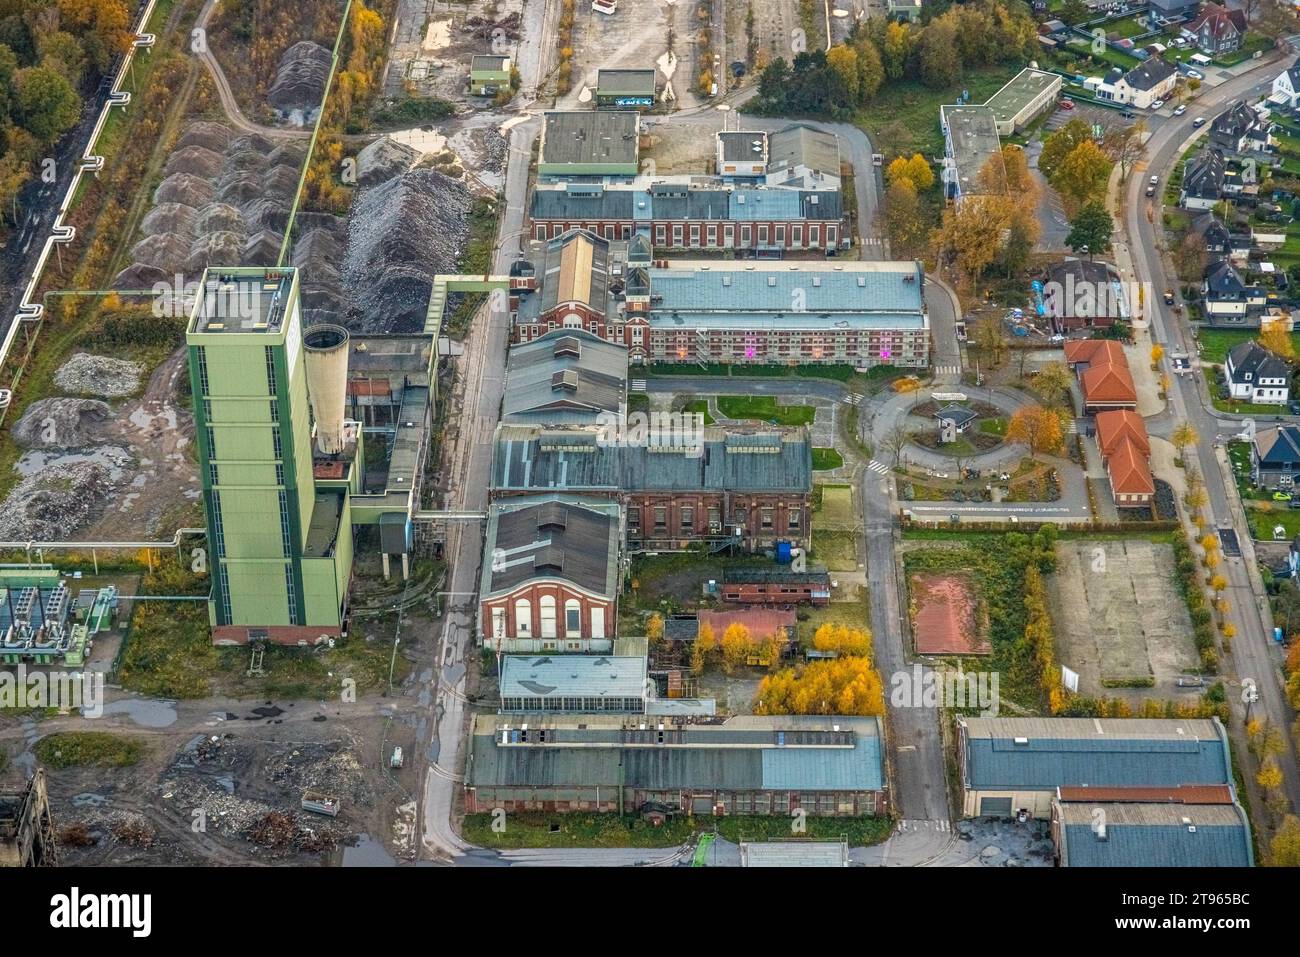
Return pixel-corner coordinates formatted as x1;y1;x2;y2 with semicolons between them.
514;598;532;637
565;599;582;637
540;595;557;639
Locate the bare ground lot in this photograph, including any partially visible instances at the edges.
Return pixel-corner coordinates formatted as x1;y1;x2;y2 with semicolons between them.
1047;540;1199;699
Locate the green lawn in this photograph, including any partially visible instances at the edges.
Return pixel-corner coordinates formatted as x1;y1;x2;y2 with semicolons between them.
810;529;861;572
716;395;816;425
851;65;1024;159
33;732;143;769
682;399;714;424
1247;505;1300;541
979;417;1008;436
1195;327;1300;364
812;447;844;470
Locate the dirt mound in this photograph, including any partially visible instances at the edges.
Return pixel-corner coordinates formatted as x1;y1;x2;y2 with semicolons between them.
0;459;126;540
12;398;112;449
267;41;332;117
153;172;214;207
53;353;144;399
176;121;232;153
164;145;225;180
356;136;420;186
141;203;198;237
342;168;472;332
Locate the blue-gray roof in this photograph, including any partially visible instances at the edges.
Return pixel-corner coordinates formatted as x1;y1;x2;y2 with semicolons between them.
468;714;885;793
962;718;1231;790
1056;801;1252;867
529;183;841;223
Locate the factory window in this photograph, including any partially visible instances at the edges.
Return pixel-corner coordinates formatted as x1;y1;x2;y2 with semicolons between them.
514;599;532;637
673;224;683;246
689;224;700;246
708;506;720;530
654;506;667;530
788;509;800;530
565;599;581;637
206;427;217;458
759;225;769;245
733;506;747;526
761;508;773;529
196;346;210;395
627;508;640;529
706;224;716;246
632;327;643;345
492;607;506;641
269;400;279;423
681;506;694;531
655;224;665;245
276;464;285;487
278;490;292;556
272;426;283;459
284;565;299;625
208;463;219;486
203;399;213;422
540;595;557;639
265;347;277;394
792;226;802;247
724;224;734;247
810;225;820;246
775;225;785;245
211;491;226;558
591;608;606;640
741;225;751;246
216;567;231;623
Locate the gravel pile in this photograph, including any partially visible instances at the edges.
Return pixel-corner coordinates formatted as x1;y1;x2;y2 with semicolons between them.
342;168;472;332
12;398;112;448
267;41;332;119
0;460;124;540
482;128;507;173
53;353;144;399
355;136;420;186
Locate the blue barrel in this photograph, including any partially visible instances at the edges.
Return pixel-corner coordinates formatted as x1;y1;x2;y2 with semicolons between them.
776;541;792;564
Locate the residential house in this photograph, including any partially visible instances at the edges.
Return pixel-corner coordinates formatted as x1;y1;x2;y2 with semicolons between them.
1180;149;1226;210
1051;786;1254;867
1181;3;1247;56
1190;211;1252;262
1042;259;1128;332
1095;409;1154;508
1086;57;1178;110
1251;424;1300;488
1063;339;1138;413
479;494;622;652
1208;101;1272;156
465;713;889;816
957;717;1234;819
1203;258;1266;322
1272;57;1300;109
1225;340;1291;404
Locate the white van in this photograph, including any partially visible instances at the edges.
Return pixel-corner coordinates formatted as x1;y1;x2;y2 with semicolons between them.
593;0;616;12
1189;53;1211;67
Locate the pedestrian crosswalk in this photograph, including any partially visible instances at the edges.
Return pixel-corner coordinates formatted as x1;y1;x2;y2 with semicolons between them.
1066;419;1079;435
630;379;647;392
933;365;961;375
860;236;882;247
867;459;890;475
841;392;865;406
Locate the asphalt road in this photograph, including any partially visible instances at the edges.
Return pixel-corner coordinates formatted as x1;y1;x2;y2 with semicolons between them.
1123;54;1300;812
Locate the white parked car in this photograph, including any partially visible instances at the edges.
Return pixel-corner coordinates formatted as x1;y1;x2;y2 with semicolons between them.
1173;104;1186;116
1186;68;1203;80
1150;174;1160;185
1151;99;1165;110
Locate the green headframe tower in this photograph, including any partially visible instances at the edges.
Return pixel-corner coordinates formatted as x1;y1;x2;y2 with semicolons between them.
187;267;356;645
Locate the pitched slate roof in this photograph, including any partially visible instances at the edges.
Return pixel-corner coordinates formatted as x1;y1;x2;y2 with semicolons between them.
1211;101;1261;142
1191;212;1231;250
1183;150;1225;201
1055;800;1252;867
961;717;1232;791
1253;424;1300;468
1204;258;1248;300
1123;56;1176;92
1186;3;1246;45
1226;340;1290;384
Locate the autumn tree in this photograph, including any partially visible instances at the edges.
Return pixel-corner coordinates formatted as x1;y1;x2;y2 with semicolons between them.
884;179;926;258
1039;118;1093;180
1260;323;1296;360
931;193;1013;293
852;33;883;102
1102;118;1147;182
917;18;960;89
56;0;131;75
1171;421;1199;459
694;622;717;674
1270;815;1300;867
13;65;81;145
970;314;1008;368
1065;201;1113;257
1033;361;1074;408
755;658;885;716
1258;757;1283;792
880;20;912;80
811;623;873;658
646;612;664;646
721;622;752;674
826;44;859;103
1006;404;1065;456
1052;139;1113;211
886;153;933;192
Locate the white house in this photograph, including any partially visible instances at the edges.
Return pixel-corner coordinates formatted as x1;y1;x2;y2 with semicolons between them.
1225;340;1291;405
1086;57;1179;110
1274;58;1300;108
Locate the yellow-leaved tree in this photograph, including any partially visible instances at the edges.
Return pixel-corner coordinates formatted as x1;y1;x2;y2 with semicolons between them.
754;659;885;716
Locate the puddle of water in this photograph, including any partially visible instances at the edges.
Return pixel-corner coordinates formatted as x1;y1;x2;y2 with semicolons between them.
342;833;397;867
100;698;177;728
16;446;132;479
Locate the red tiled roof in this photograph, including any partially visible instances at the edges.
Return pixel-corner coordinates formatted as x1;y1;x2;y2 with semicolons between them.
1066;339;1137;405
1095;409;1150;458
1107;436;1155;495
1057;785;1234;805
697;607;796;640
1064;339;1125;366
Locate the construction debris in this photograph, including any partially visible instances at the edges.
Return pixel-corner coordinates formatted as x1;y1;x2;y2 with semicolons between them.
52;354;144;400
12;398;112;449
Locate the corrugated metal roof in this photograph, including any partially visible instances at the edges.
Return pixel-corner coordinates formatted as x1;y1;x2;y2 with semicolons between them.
502;329;628;426
649;262;923;315
500;654;646;700
1057;801;1251;867
963;718;1231;791
481;494;621;599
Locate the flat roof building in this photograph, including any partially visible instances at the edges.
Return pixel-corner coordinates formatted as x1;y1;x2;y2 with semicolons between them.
470;54;512;96
465;714;888;816
595;69;657;109
499;654;648;712
985;68;1063;136
539;111;640;178
958;717;1233;819
940;104;1002;203
717;130;769;178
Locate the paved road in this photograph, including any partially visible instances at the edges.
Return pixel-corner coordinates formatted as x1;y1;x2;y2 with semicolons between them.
1122;53;1300;813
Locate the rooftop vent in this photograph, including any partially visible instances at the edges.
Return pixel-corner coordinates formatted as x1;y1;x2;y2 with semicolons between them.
553;335;582;359
551;369;580;392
